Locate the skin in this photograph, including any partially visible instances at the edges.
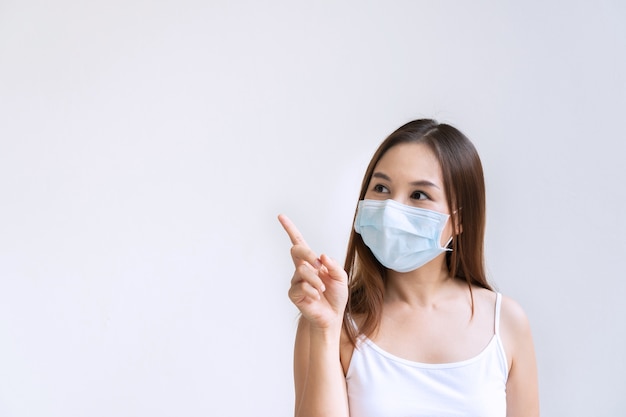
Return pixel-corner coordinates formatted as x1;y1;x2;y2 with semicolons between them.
279;142;540;417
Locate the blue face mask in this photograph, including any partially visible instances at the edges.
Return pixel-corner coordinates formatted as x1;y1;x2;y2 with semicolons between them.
354;199;452;273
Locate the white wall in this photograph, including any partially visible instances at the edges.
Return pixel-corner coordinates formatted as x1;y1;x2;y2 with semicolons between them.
1;1;625;416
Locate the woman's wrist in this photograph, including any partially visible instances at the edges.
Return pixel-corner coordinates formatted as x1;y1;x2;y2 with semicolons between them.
308;318;344;344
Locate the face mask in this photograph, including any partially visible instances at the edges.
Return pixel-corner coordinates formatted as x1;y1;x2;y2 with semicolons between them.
354;199;452;273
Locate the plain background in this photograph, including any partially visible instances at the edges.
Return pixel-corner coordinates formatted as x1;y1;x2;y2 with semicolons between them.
1;1;625;416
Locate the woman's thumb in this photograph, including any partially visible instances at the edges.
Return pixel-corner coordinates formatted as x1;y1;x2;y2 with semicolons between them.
319;254;347;283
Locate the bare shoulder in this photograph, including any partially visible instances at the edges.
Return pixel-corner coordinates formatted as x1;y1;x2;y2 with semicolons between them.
471;286;498;305
498;294;536;370
499;294;533;336
498;295;540;415
466;285;498;315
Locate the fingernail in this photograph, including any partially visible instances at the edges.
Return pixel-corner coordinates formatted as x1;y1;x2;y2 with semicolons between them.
320;284;326;292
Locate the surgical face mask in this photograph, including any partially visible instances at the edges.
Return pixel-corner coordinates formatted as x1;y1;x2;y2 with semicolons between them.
354;199;452;273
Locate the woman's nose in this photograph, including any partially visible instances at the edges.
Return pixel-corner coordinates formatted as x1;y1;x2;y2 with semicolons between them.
389;195;410;206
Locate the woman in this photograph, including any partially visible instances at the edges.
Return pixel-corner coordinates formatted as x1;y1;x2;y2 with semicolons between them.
278;119;539;417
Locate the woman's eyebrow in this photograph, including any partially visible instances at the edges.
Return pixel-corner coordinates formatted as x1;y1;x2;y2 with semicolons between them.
372;172;440;189
372;172;391;181
410;180;440;189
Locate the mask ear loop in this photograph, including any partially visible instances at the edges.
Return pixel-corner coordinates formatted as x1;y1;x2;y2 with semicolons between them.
442;211;456;251
444;207;463;252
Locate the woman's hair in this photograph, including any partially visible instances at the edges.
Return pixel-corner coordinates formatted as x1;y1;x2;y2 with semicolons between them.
343;119;492;346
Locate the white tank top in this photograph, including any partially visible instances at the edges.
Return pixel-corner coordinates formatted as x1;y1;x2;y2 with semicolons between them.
346;293;509;417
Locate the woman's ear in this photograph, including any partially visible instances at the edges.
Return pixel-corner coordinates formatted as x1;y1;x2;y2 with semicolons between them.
452;208;463;235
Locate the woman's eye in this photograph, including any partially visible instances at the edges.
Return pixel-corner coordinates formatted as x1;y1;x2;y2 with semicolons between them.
373;184;389;193
411;191;429;200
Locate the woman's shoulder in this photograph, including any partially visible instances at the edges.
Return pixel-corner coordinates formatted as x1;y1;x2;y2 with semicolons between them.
470;287;532;335
470;286;530;325
496;292;539;410
498;293;532;333
466;285;498;313
495;293;535;370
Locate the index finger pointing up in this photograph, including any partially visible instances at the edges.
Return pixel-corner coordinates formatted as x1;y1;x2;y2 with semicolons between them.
277;214;309;248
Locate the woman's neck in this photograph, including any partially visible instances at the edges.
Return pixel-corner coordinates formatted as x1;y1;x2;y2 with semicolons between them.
384;258;462;308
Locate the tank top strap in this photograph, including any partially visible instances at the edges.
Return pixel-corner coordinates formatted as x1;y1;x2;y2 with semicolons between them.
494;292;502;336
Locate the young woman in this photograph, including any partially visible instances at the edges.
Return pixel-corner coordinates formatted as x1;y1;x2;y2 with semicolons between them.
278;119;539;417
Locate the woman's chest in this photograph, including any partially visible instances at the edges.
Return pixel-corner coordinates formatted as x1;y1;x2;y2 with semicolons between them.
372;307;495;364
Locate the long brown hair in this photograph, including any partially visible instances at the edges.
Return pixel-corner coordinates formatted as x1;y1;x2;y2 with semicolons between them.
343;119;492;346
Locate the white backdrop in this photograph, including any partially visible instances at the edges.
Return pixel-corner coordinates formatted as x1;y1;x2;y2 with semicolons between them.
1;1;625;416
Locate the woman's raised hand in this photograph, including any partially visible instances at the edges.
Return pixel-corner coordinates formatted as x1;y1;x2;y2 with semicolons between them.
278;214;349;330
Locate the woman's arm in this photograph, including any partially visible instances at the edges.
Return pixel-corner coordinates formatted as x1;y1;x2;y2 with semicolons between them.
501;296;540;417
279;215;350;417
293;318;349;417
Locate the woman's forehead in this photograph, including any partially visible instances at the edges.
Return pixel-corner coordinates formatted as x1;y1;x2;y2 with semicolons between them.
374;142;443;183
